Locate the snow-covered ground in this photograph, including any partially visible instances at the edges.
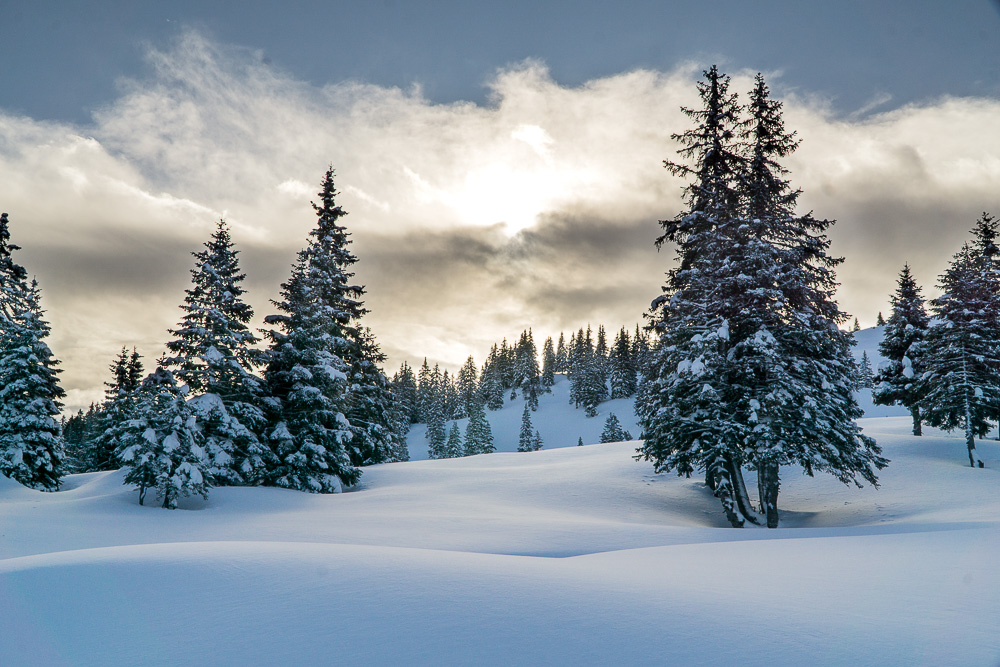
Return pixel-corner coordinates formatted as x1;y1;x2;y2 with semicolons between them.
3;349;999;665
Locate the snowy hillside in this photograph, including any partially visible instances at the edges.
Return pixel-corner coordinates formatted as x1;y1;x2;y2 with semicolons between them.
405;373;640;460
3;408;1000;665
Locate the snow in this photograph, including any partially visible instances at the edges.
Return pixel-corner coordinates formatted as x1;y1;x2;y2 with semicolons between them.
2;370;1000;664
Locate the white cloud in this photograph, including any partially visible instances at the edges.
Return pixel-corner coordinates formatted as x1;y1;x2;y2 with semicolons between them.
1;29;998;410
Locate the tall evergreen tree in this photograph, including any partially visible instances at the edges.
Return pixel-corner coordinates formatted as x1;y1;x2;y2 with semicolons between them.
873;264;929;436
391;361;419;424
0;277;65;490
555;332;568;372
876;312;886;326
637;70;885;528
343;327;409;465
425;402;448;459
444;421;464;459
87;347;145;472
609;327;637;399
464;401;495;455
260;169;363;493
918;242;1000;467
518;403;535;452
162;219;270;484
456;355;479;418
857;351;874;389
417;358;434;422
541;336;556;389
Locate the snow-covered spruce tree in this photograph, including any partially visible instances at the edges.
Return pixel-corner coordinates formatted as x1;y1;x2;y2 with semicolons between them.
532;430;543;451
425;393;448;459
515;329;541;409
609;327;637;399
464;401;495;455
260;170;364;493
918;242;1000;468
441;422;462;458
478;351;505;411
391;361;419;424
115;368;209;508
873;265;930;436
162;219;271;484
442;369;459;420
0;277;66;491
344;326;409;464
87;347;144;472
541;336;556;389
417;358;434;423
518;403;535;452
600;412;632;443
555;332;568;372
857;351;874;389
455;355;478;419
595;325;609;387
637;70;884;528
636;66;751;526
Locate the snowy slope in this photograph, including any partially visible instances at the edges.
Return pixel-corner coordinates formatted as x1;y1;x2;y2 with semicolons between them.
405;373;641;460
3;412;1000;665
851;326;911;418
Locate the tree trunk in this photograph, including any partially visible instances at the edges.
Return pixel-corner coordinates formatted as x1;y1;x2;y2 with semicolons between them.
725;455;760;525
760;462;780;528
910;406;922;436
964;396;981;468
708;455;743;527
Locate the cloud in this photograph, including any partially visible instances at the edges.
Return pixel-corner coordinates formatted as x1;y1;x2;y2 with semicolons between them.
1;29;999;410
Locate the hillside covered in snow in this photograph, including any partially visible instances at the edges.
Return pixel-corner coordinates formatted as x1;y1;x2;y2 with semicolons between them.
3;391;999;665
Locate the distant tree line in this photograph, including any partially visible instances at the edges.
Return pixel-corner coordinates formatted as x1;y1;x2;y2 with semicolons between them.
5;168;409;507
392;323;651;459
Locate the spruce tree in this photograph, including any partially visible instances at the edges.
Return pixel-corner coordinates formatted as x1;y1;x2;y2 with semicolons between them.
541;337;556;389
876;312;886;326
115;368;209;508
456;356;478;418
425;411;448;459
162;219;270;484
609;327;637;399
918;243;1000;467
857;351;874;389
532;430;543;451
518;403;535;452
260;169;362;493
555;332;568;372
478;351;505;411
0;277;65;490
600;412;632;443
391;361;419;424
637;70;885;528
444;422;464;458
343;327;409;464
88;347;144;472
464;401;495;455
873;265;929;435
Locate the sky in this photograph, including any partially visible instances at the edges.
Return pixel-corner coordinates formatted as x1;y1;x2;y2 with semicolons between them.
1;1;1000;412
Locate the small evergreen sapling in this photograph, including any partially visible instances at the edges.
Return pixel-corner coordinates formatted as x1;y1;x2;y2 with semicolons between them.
600;413;632;443
464;402;495;455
